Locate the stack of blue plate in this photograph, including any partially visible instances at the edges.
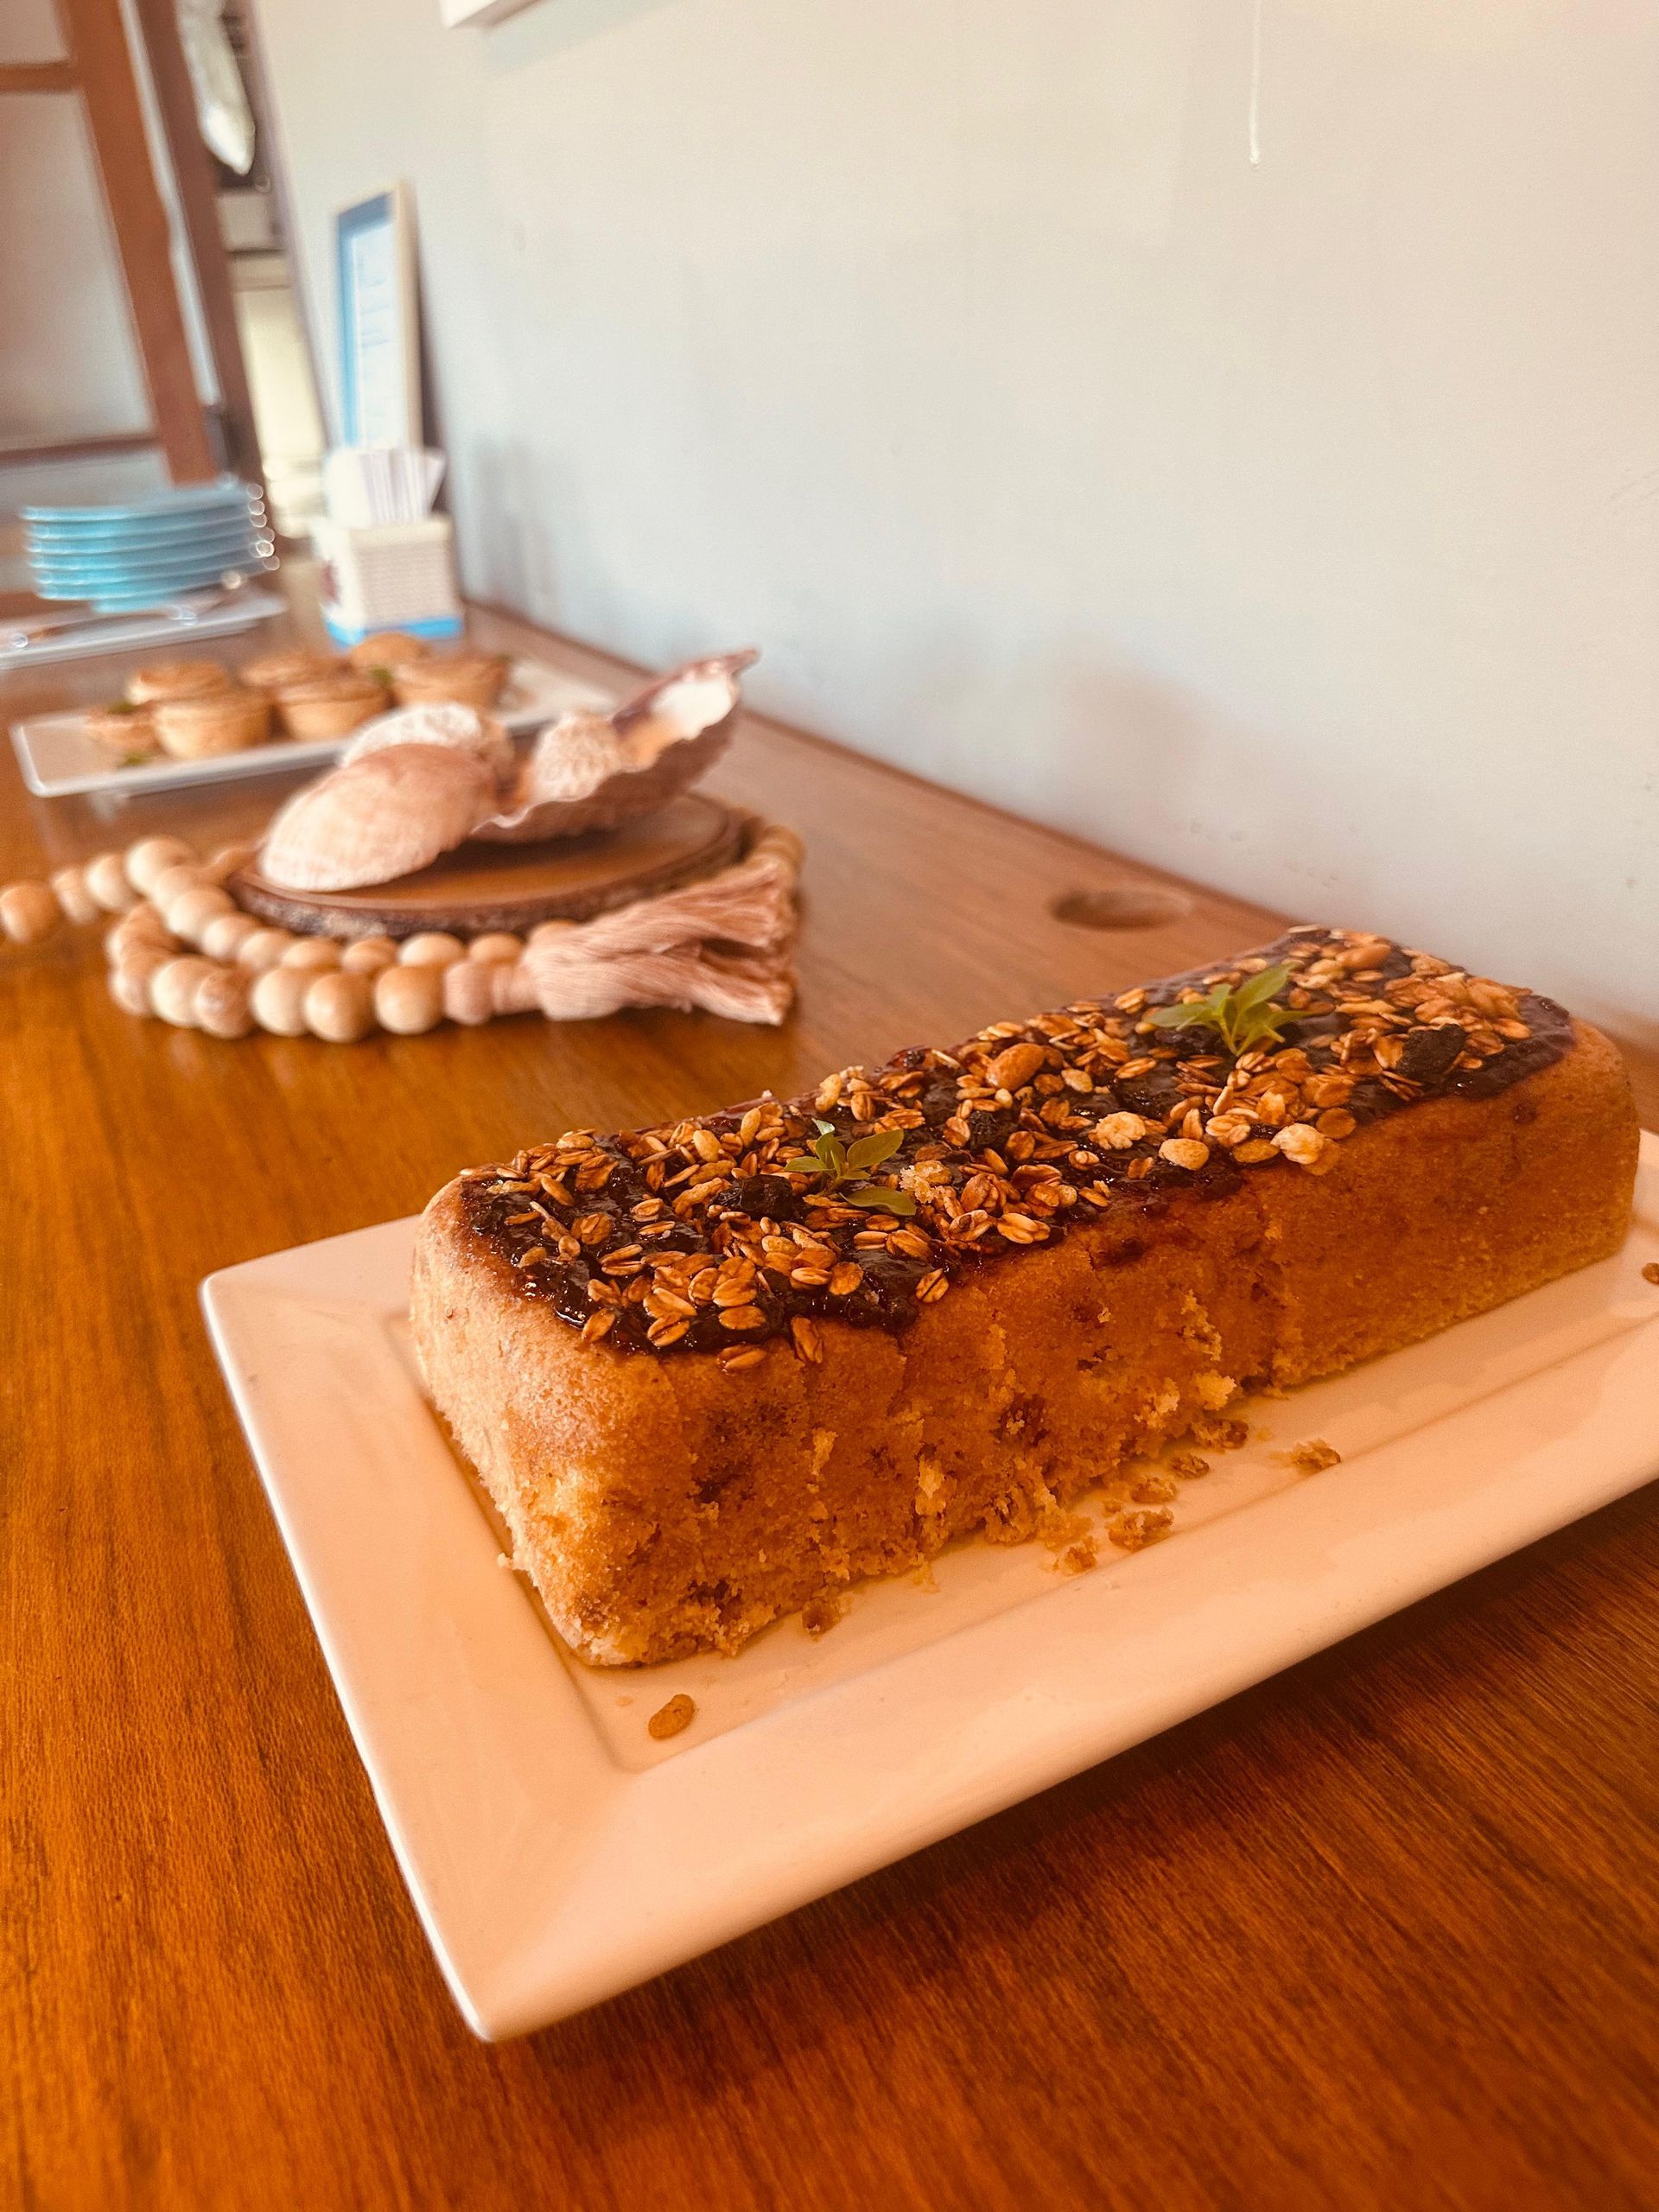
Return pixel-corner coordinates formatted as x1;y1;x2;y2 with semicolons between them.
22;477;276;613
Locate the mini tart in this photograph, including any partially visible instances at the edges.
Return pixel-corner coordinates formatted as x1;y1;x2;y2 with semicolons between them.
275;672;389;740
127;659;234;706
391;652;510;711
242;650;343;692
153;686;273;760
83;702;161;761
346;632;429;676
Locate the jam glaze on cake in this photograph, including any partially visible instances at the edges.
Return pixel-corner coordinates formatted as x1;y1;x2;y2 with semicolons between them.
456;927;1573;1365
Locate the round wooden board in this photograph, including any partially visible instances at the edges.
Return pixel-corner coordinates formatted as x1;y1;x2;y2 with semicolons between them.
230;792;746;939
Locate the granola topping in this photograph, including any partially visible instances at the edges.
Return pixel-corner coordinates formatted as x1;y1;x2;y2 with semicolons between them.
461;927;1572;1360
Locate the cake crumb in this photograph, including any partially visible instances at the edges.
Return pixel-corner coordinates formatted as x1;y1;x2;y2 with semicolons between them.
1166;1451;1211;1481
647;1694;696;1740
1105;1508;1173;1553
1131;1470;1180;1503
1642;1262;1659;1286
1039;1506;1092;1552
910;1560;939;1591
1055;1537;1098;1575
1275;1438;1342;1476
1189;1414;1250;1452
802;1592;847;1637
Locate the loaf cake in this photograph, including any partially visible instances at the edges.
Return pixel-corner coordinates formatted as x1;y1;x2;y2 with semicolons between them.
412;927;1638;1665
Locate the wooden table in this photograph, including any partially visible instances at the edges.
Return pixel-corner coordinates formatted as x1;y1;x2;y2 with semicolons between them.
5;592;1656;2211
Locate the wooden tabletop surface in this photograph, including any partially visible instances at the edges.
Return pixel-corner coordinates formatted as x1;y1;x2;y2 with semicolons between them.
4;588;1656;2211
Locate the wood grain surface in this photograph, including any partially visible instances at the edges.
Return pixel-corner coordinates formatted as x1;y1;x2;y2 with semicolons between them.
3;581;1656;2211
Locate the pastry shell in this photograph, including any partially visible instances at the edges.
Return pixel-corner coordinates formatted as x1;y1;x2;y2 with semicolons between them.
346;632;429;675
243;650;344;692
391;652;510;711
276;674;390;741
84;702;162;761
127;660;233;706
153;687;274;760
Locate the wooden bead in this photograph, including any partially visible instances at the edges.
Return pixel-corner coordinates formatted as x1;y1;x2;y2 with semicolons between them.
467;932;524;965
200;912;260;963
50;865;102;928
105;907;173;963
279;936;340;972
149;954;215;1027
1;880;61;947
109;944;172;1017
373;963;443;1035
149;862;210;911
236;927;293;973
340;934;398;976
398;931;466;968
250;966;310;1036
124;835;196;895
86;852;140;913
165;884;236;945
304;969;374;1043
527;918;578;946
195;966;256;1039
207;842;257;883
442;959;497;1026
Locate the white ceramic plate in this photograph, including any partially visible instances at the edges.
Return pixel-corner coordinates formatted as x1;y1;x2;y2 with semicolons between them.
202;1138;1659;2041
8;660;613;799
0;589;287;673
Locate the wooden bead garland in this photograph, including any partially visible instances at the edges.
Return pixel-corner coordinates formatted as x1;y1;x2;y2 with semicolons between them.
3;820;801;1038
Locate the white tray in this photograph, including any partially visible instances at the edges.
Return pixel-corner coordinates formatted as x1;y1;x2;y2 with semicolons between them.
9;659;613;799
202;1138;1659;2040
0;587;284;671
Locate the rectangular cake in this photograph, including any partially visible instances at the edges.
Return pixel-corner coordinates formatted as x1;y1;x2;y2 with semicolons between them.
412;927;1639;1665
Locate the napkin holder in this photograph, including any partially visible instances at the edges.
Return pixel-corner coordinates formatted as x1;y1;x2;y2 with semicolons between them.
313;514;463;646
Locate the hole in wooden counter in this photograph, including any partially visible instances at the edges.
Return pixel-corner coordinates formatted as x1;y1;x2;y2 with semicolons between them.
1051;883;1193;931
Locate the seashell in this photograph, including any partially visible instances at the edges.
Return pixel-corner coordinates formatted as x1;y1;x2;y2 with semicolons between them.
340;702;516;785
259;742;497;892
474;648;755;842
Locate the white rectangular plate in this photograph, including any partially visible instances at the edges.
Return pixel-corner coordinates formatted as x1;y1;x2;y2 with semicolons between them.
203;1139;1659;2040
9;659;611;799
0;588;285;671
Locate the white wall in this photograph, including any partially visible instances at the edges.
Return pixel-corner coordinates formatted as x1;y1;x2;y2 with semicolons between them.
254;0;1659;1030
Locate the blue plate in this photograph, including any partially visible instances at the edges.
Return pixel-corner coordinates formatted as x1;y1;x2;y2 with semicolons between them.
27;533;264;567
31;570;273;606
21;474;258;525
34;562;278;612
26;506;264;554
29;535;270;585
